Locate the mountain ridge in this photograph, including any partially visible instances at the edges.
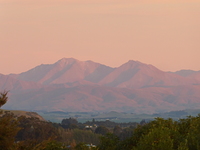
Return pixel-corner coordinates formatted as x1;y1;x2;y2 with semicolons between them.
1;58;200;114
8;58;200;88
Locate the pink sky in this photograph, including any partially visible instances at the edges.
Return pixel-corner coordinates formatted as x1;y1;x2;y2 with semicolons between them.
0;0;200;74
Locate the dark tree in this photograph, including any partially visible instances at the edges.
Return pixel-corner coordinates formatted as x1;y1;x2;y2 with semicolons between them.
95;126;110;135
98;133;119;150
0;91;20;149
0;91;8;108
113;126;122;137
61;117;78;129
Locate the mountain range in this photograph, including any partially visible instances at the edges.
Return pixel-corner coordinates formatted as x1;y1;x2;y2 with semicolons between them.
1;58;200;114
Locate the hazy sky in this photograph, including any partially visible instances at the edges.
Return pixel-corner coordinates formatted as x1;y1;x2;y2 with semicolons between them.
0;0;200;74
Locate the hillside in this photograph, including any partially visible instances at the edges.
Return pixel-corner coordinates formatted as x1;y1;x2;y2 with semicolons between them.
0;109;46;121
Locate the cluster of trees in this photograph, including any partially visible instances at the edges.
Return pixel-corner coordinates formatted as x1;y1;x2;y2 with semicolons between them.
2;91;200;150
84;119;138;128
98;116;200;150
60;117;137;139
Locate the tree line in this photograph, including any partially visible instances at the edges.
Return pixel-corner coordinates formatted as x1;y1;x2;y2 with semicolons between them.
1;91;200;150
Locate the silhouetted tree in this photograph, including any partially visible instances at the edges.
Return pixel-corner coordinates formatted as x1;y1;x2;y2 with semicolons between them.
61;118;78;129
113;126;122;137
0;91;20;150
95;126;110;135
98;133;119;150
0;91;8;108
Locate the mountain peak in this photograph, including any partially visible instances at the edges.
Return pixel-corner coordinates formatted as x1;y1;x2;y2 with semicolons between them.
57;57;78;63
119;60;143;69
127;60;142;65
124;60;160;71
55;58;78;67
127;60;140;63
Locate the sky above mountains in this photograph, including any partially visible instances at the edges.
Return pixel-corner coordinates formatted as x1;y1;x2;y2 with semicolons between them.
0;0;200;74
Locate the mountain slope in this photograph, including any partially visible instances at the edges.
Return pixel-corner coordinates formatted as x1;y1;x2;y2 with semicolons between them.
2;84;200;114
0;74;43;91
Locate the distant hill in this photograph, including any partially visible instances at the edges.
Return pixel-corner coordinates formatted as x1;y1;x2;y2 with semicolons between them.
173;70;199;77
0;109;46;121
1;58;200;114
173;70;200;82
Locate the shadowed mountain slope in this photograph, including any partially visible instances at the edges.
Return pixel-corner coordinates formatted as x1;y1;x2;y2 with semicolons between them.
2;84;200;114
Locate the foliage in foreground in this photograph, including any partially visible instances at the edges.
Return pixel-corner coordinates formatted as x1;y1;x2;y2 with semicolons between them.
98;116;200;150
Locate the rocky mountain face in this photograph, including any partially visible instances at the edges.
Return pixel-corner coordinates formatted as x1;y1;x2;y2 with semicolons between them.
1;58;200;114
